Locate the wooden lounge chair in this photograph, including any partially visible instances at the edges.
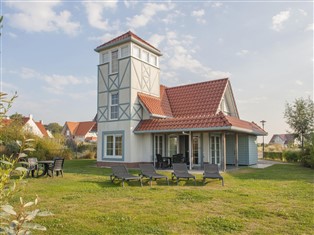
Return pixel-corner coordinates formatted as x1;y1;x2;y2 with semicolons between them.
203;163;224;186
171;163;196;185
110;165;142;187
139;164;169;186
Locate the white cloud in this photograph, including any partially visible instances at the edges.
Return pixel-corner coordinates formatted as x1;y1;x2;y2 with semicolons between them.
127;3;174;29
295;80;303;86
5;1;80;36
83;1;118;30
12;67;92;95
124;0;138;8
212;2;223;8
271;10;290;31
298;9;307;16
7;32;17;38
191;9;206;24
163;31;230;81
305;23;314;31
192;9;205;17
162;10;184;25
148;34;165;48
236;49;249;56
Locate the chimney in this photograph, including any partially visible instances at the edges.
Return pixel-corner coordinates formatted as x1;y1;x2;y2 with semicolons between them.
39;120;43;124
29;114;33;120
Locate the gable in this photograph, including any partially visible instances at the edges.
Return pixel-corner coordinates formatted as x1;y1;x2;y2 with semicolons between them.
218;81;239;118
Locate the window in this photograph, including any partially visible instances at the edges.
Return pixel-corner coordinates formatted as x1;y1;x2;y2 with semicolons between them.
103;52;109;63
155;135;163;155
133;46;140;58
142;50;149;63
169;136;178;157
150;54;157;66
110;93;119;120
104;134;123;158
111;50;118;73
121;45;129;58
211;136;221;164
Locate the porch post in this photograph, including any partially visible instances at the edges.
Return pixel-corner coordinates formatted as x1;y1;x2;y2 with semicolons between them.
222;132;226;172
153;134;155;167
235;133;239;167
189;131;192;170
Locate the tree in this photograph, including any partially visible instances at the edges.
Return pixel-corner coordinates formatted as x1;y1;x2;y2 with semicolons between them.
46;122;63;134
284;97;314;152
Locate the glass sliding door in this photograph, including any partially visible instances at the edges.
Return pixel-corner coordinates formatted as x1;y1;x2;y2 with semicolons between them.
154;135;164;156
192;135;200;166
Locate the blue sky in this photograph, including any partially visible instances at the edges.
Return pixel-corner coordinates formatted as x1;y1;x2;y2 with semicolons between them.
1;1;313;142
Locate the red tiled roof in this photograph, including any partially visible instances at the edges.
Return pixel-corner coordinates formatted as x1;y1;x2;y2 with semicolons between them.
166;78;228;117
138;85;173;117
66;122;79;135
35;122;49;137
95;31;160;53
134;112;266;135
72;121;97;136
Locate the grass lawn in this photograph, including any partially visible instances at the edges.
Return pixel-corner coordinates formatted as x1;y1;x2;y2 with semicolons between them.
14;160;313;235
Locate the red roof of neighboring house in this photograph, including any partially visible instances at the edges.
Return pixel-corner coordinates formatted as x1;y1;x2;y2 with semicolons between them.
95;31;160;53
65;121;97;136
134;78;266;136
35;122;49;137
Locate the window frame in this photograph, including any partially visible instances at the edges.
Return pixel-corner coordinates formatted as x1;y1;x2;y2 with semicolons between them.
102;131;124;160
110;92;119;120
111;50;118;74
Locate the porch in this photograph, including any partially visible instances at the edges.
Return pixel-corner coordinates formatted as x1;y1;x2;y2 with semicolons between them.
152;131;259;172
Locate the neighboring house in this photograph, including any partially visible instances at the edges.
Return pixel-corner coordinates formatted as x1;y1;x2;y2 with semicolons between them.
269;134;297;147
94;31;267;170
2;114;53;138
62;121;97;143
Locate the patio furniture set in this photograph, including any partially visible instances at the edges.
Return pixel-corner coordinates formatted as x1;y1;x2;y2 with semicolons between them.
21;157;65;178
110;163;224;187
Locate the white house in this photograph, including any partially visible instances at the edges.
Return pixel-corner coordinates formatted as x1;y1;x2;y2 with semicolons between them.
62;121;97;143
95;31;267;170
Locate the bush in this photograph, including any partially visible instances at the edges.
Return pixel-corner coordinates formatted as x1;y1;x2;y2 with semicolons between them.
264;152;283;160
283;150;301;162
301;155;314;168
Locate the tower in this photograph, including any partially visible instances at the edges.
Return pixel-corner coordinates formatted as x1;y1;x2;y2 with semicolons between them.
94;31;162;166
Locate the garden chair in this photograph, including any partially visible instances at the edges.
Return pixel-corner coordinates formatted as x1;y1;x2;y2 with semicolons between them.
172;154;184;164
26;158;39;177
202;163;224;186
156;154;170;169
171;163;196;185
110;165;142;187
139;164;169;186
48;158;64;177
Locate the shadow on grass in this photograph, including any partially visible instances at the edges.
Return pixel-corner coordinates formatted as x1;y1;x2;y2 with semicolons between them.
229;164;313;183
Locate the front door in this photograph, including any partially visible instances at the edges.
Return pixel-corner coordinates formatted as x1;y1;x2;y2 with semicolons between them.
210;135;221;165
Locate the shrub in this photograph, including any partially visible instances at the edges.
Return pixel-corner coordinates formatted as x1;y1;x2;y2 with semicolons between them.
283;150;301;162
264;152;283;160
301;155;314;168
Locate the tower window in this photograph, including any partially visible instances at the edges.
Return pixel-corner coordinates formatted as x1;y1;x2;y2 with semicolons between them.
110;93;119;120
142;50;149;63
111;50;118;73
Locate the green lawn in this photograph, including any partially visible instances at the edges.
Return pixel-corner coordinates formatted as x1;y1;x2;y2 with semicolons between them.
16;160;313;235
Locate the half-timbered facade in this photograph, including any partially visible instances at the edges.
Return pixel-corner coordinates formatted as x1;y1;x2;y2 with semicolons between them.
95;31;266;170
